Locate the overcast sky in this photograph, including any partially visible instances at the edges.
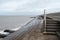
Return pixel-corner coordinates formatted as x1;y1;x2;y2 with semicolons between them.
0;0;60;15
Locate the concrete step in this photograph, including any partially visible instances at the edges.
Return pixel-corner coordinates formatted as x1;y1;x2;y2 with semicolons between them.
46;19;57;21
46;25;60;26
46;22;57;24
46;19;55;20
45;29;60;32
46;19;58;23
43;32;56;35
46;22;58;24
46;24;60;26
46;26;60;29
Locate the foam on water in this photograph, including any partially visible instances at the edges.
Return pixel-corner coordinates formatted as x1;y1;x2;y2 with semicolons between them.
0;31;9;35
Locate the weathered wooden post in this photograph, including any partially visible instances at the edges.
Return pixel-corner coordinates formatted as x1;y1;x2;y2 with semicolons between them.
43;9;46;33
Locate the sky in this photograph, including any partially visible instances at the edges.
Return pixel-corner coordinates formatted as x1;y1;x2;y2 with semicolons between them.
0;0;60;15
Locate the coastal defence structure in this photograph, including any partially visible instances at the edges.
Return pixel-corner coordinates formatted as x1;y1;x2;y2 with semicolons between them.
1;12;60;40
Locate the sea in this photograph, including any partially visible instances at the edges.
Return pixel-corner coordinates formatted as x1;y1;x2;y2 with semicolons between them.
0;16;33;31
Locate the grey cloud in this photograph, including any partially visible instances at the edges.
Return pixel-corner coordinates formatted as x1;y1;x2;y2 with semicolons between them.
0;0;60;15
